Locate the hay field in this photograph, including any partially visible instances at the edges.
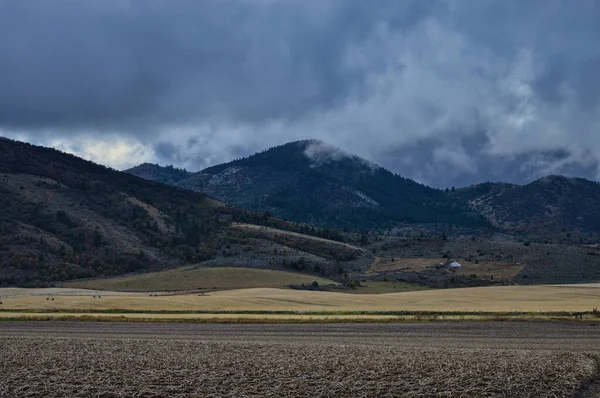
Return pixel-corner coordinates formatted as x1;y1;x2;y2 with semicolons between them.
1;284;600;313
63;267;333;291
369;257;523;280
1;334;598;397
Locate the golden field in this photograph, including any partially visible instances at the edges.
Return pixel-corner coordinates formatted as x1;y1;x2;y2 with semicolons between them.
1;284;599;314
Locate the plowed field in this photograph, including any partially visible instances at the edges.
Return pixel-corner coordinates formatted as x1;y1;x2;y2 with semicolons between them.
1;322;599;397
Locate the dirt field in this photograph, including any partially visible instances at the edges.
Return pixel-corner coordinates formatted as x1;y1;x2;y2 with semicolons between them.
64;267;333;291
2;284;600;313
1;322;599;397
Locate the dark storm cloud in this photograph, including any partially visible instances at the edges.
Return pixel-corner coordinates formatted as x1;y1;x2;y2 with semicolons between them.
0;0;438;130
0;0;599;186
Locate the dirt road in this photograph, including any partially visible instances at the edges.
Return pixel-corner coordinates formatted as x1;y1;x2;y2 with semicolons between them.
2;321;600;350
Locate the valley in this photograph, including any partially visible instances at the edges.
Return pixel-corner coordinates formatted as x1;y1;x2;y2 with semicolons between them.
3;4;598;396
2;137;600;293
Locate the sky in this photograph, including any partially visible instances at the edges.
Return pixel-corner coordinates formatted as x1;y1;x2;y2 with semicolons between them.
1;0;599;188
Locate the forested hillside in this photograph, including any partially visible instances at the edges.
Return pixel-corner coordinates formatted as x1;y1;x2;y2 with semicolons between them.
454;176;600;238
128;140;600;238
176;140;487;229
0;138;360;286
125;163;192;185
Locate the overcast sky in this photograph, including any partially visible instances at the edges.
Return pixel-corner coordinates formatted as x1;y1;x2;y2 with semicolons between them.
1;0;599;187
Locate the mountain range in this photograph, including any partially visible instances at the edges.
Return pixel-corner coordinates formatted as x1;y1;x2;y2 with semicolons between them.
127;139;600;239
3;136;600;288
129;140;486;230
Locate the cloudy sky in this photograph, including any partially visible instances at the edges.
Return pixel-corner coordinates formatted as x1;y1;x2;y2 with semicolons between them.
1;0;599;187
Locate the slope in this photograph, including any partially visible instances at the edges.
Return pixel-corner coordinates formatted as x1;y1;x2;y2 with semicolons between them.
454;175;600;238
0;138;365;286
175;140;486;229
125;163;193;185
65;267;334;291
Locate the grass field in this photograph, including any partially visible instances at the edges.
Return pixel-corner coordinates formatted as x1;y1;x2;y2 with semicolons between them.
64;265;427;295
63;267;334;291
349;280;430;294
2;284;599;315
369;257;523;281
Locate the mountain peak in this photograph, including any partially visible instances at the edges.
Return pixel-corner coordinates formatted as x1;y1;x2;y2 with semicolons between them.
125;162;192;185
303;139;351;161
532;174;583;185
282;138;326;147
170;140;484;228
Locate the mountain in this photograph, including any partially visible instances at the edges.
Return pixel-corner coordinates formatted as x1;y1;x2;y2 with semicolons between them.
5;137;600;288
0;138;368;286
125;163;193;185
453;176;600;237
127;140;600;239
167;140;486;229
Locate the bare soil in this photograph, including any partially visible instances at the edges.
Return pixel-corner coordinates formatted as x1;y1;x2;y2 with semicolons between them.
1;322;600;397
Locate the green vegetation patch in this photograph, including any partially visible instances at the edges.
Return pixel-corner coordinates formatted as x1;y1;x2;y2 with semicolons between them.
347;281;431;294
64;267;334;291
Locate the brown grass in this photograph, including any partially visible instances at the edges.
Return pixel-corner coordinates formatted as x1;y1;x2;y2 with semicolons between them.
2;284;600;313
369;257;523;281
123;194;173;234
232;223;362;250
453;261;524;281
1;337;597;397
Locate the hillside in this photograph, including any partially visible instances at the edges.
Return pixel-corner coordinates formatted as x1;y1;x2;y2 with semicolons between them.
127;141;600;238
0;138;366;286
65;267;335;291
165;140;486;229
6;137;598;288
454;176;600;238
125;163;193;185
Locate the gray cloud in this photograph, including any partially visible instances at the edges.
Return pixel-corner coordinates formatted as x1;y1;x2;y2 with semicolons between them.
0;0;436;130
0;0;599;187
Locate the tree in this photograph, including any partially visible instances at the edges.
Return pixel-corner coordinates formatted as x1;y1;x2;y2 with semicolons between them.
360;234;369;245
93;230;103;247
